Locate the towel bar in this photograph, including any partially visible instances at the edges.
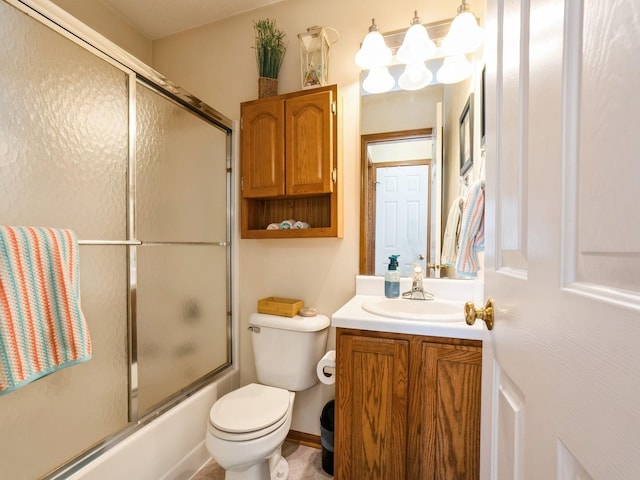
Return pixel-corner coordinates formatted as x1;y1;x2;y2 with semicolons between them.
78;240;228;247
78;240;142;246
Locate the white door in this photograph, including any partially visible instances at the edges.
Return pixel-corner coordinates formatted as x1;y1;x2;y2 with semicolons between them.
480;0;640;478
374;164;430;275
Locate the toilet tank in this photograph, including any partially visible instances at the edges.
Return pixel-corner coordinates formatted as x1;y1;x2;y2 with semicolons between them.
249;313;330;391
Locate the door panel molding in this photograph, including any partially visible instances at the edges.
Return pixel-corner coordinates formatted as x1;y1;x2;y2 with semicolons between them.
496;0;530;276
496;368;525;480
561;0;640;310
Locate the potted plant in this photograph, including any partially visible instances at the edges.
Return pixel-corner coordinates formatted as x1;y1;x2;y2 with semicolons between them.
253;19;287;97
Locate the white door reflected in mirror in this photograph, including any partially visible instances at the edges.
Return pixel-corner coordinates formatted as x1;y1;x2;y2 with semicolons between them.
375;164;430;275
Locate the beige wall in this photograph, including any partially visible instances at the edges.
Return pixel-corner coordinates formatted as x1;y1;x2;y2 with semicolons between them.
51;0;152;63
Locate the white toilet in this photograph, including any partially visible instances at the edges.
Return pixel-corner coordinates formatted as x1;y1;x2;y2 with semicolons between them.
205;312;330;480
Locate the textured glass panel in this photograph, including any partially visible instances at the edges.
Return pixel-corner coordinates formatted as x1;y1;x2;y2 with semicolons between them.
0;3;130;478
136;82;228;242
0;246;128;479
0;2;128;240
136;245;228;415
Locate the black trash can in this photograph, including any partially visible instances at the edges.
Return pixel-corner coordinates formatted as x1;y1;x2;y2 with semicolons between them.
320;399;335;475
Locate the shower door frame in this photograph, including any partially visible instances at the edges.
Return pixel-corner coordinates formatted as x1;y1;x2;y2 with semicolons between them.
6;0;235;477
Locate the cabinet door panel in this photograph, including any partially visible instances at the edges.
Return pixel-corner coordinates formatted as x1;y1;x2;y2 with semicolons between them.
336;333;408;480
285;90;333;196
241;99;285;198
416;342;482;479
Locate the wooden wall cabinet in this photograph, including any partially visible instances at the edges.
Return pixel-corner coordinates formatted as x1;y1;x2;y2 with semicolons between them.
335;328;482;480
240;84;342;238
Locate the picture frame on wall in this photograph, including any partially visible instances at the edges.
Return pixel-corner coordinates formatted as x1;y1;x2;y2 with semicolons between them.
481;66;486;147
459;93;474;176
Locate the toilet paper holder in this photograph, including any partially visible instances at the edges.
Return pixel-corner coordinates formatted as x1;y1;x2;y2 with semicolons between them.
317;350;336;385
322;366;335;376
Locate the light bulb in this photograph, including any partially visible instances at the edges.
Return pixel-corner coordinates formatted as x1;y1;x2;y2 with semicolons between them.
436;54;473;84
355;19;392;69
398;62;433;91
362;67;395;94
396;12;436;64
440;10;484;56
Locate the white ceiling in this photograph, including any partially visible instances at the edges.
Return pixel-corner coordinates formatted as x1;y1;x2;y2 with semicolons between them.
101;0;288;40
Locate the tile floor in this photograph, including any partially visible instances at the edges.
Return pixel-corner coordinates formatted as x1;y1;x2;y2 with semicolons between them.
192;441;333;480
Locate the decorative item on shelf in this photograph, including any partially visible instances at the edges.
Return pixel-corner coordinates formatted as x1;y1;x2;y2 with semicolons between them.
253;18;287;98
298;26;339;89
355;2;484;93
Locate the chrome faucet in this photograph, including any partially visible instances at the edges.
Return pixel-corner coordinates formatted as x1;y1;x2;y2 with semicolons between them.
402;264;434;300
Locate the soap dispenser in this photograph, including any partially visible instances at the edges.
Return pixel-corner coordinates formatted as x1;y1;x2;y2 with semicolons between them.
385;255;400;298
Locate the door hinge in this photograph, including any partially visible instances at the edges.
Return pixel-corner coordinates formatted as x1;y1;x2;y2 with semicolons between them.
240;116;243;130
331;101;337;115
332;168;337;183
241;177;244;190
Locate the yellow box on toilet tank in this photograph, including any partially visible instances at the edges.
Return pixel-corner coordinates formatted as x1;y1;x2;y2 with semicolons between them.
257;297;304;317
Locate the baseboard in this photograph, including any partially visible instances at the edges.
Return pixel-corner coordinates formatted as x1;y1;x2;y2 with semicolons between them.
286;430;321;449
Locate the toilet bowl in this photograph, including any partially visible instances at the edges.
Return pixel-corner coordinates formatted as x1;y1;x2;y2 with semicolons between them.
205;312;330;480
205;383;295;480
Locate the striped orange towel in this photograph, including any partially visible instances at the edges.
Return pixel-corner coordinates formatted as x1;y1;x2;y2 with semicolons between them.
456;180;485;277
0;226;91;395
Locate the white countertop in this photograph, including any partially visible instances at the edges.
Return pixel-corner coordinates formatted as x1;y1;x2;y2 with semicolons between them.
331;276;484;340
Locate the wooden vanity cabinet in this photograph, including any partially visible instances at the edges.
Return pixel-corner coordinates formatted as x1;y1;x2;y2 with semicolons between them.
240;84;342;238
335;328;482;480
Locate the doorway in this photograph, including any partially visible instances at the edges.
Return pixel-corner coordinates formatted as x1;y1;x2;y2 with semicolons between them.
360;128;434;276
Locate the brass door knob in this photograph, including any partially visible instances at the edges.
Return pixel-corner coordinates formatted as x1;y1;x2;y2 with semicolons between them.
464;299;495;330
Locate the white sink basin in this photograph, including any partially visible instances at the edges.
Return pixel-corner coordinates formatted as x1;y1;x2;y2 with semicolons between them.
362;297;464;322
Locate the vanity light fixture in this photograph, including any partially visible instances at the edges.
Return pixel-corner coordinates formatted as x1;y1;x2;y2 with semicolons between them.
363;66;396;94
356;18;394;93
356;4;484;92
440;0;485;56
436;53;474;84
398;61;433;90
355;18;392;69
396;11;436;64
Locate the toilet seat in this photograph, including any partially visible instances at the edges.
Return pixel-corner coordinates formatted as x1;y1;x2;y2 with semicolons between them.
208;383;291;442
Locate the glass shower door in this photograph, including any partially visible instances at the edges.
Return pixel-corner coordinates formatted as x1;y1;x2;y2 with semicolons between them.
0;2;130;477
134;82;230;416
0;1;233;476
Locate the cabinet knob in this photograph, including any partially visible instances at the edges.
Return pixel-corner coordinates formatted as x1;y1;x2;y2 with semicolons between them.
464;299;494;330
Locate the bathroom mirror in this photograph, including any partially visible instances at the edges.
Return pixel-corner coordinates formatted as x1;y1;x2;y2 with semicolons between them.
359;26;483;279
360;86;443;278
360;128;438;277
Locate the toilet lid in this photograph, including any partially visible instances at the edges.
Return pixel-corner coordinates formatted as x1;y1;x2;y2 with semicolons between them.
209;383;290;434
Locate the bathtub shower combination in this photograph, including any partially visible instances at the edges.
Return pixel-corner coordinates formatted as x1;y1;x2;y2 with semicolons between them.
0;1;233;478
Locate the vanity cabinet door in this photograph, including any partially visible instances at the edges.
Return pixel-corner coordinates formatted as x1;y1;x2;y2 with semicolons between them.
335;331;409;480
336;328;482;479
240;98;285;198
411;341;482;479
285;89;334;196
